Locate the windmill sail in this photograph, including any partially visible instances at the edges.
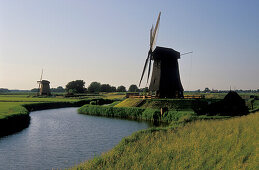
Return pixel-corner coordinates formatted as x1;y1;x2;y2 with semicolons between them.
139;52;150;87
38;69;43;95
139;12;161;87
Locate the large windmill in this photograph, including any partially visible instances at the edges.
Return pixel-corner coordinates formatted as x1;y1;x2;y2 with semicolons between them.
37;69;51;96
139;12;184;98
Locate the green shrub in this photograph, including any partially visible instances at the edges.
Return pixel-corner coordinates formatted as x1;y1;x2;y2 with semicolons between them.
90;101;97;105
162;110;195;122
142;108;160;121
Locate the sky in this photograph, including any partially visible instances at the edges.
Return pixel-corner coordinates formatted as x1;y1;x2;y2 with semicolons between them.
0;0;258;90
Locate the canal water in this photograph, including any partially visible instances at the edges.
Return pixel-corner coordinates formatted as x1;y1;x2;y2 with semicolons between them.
0;107;151;169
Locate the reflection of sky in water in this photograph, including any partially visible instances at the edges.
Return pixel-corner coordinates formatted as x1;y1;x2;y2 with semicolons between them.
0;107;150;170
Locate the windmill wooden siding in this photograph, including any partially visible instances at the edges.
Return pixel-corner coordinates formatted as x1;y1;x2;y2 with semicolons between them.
149;47;184;98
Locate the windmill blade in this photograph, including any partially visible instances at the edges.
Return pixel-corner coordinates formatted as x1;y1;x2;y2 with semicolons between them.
151;12;161;50
146;54;152;85
40;69;43;81
139;52;150;87
150;25;153;48
38;69;43;95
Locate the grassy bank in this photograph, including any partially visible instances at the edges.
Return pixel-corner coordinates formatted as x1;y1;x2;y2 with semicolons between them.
78;104;196;122
0;95;114;137
73;112;258;169
0;105;30;137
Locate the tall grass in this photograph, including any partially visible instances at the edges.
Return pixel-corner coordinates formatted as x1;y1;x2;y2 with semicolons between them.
72;112;258;170
78;105;196;122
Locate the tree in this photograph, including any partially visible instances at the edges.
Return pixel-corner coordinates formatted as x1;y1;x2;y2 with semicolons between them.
31;88;38;92
100;84;112;92
65;80;86;93
204;87;211;93
51;86;65;92
128;84;139;92
0;88;9;93
88;82;101;93
111;86;116;92
139;87;149;92
56;86;65;92
117;85;126;92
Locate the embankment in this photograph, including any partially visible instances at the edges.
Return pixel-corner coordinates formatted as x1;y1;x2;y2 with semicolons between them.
0;106;30;137
0;99;114;138
72;112;258;169
78;104;194;122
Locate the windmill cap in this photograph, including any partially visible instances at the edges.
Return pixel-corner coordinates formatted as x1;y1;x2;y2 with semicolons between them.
153;46;180;60
39;80;50;84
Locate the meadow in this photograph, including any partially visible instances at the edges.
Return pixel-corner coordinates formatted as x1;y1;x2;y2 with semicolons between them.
73;112;258;170
0;92;258;169
73;92;258;169
0;94;80;120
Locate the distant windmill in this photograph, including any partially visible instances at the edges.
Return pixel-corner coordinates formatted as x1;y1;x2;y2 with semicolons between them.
139;12;191;98
37;69;51;96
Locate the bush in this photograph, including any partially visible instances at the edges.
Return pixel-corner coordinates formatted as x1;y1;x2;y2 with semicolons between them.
90;101;97;105
162;110;195;122
142;108;161;121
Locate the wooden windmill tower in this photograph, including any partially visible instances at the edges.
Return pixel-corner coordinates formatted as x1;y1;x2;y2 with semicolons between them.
37;69;51;96
139;12;187;98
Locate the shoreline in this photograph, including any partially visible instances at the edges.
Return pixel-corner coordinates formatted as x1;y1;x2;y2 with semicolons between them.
0;99;114;138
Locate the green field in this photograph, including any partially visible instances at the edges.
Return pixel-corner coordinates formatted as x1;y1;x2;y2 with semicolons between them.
0;94;81;120
0;102;31;119
0;95;79;102
114;98;144;107
73;112;258;169
0;92;258;169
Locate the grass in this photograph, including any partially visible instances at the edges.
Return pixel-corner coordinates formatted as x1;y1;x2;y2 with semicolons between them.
0;102;32;119
78;105;146;120
78;104;224;123
101;92;126;100
0;102;31;119
0;95;79;102
72;112;258;170
114;98;144;107
140;99;197;110
0;94;81;120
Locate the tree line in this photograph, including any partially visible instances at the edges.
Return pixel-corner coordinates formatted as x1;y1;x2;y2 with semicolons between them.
30;80;146;94
65;80;146;93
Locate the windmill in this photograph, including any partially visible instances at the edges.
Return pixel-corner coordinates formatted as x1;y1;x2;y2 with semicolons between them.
37;69;51;96
139;12;185;98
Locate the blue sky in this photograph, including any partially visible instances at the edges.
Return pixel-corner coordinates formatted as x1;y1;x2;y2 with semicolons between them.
0;0;258;90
